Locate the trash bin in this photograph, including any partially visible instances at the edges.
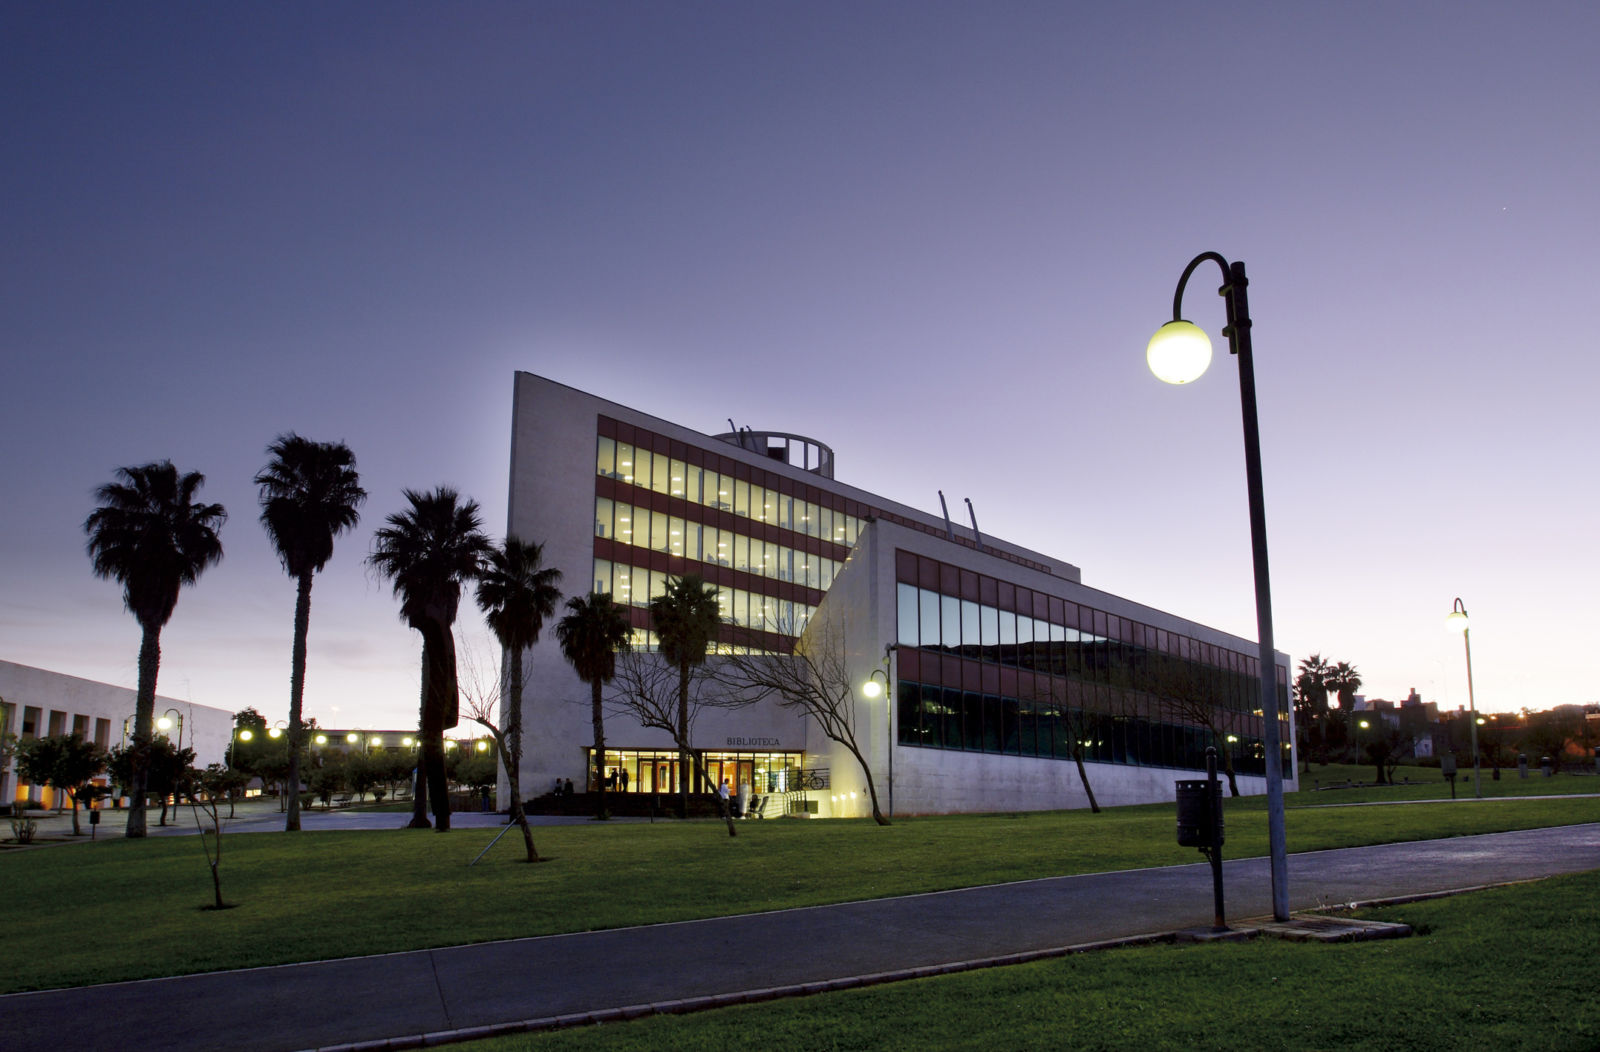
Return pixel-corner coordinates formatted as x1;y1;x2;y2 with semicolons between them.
1175;779;1223;847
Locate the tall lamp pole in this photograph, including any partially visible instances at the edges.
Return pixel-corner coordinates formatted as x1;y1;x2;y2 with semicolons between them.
1445;598;1482;798
1146;252;1289;922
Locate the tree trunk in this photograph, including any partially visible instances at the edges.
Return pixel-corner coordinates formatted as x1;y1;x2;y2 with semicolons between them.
504;647;539;862
676;661;690;820
681;746;736;837
1073;748;1101;813
842;740;890;825
285;571;313;832
592;679;607;820
428;624;456;832
126;621;161;838
69;791;82;836
410;649;431;828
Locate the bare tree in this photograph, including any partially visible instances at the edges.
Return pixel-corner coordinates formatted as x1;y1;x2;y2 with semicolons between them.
608;649;747;837
180;764;234;910
1149;663;1244;797
458;637;542;862
718;623;889;825
1036;676;1102;813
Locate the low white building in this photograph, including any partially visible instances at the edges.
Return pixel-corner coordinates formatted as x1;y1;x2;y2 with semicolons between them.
0;660;233;808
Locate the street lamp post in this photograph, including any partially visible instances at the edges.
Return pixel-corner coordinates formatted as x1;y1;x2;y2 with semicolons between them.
229;726;256;769
1445;598;1483;798
861;650;894;819
155;708;185;750
1146;252;1289;922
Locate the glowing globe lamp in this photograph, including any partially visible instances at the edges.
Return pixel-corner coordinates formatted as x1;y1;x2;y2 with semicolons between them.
1146;320;1213;385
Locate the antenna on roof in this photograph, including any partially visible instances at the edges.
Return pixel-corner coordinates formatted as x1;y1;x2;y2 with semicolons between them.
938;491;955;541
964;497;984;553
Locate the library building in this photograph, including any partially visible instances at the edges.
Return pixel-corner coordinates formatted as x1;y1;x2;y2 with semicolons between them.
504;372;1294;817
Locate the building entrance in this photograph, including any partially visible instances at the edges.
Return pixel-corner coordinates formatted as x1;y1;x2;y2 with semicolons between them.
585;748;803;797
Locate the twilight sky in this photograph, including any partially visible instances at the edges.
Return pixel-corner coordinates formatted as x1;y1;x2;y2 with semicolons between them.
4;1;1596;730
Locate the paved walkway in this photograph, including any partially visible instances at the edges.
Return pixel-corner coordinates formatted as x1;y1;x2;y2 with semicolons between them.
10;798;616;839
6;822;1600;1052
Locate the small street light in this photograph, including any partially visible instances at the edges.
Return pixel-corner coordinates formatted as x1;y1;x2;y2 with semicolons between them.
860;644;895;818
1446;598;1483;798
156;708;183;742
1147;252;1289;922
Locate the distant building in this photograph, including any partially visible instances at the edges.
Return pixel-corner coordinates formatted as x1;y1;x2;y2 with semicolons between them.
499;373;1294;816
0;660;233;808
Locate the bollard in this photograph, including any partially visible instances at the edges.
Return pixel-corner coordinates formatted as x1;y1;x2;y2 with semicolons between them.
1541;756;1553;778
1518;753;1529;779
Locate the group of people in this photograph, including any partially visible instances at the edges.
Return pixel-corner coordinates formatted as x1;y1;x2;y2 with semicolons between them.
717;777;757;818
549;768;633;797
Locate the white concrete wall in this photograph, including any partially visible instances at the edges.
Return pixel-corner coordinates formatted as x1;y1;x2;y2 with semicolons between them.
505;373;806;802
0;660;234;802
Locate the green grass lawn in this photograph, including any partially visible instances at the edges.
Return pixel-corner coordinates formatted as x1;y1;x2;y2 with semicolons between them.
7;792;1600;995
1293;761;1598;805
457;870;1600;1051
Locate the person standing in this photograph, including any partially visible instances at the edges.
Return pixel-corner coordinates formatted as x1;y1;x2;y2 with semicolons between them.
717;777;731;818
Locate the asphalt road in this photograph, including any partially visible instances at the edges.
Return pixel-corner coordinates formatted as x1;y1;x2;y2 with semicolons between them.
6;822;1600;1052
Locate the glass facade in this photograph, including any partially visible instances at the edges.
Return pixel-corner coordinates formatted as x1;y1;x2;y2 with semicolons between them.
592;558;815;638
593;420;864;649
894;678;1268;776
584;747;805;797
597;434;865;545
893;551;1290;775
595;497;843;590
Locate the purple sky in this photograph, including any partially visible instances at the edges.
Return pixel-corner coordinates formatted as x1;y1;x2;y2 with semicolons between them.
4;2;1596;730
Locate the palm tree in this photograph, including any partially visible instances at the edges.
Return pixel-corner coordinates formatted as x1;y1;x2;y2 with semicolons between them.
1326;661;1362;711
556;592;632;820
368;487;490;831
1325;660;1362;760
84;461;225;838
649;574;722;818
255;434;366;833
1295;653;1332;769
475;536;562;854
